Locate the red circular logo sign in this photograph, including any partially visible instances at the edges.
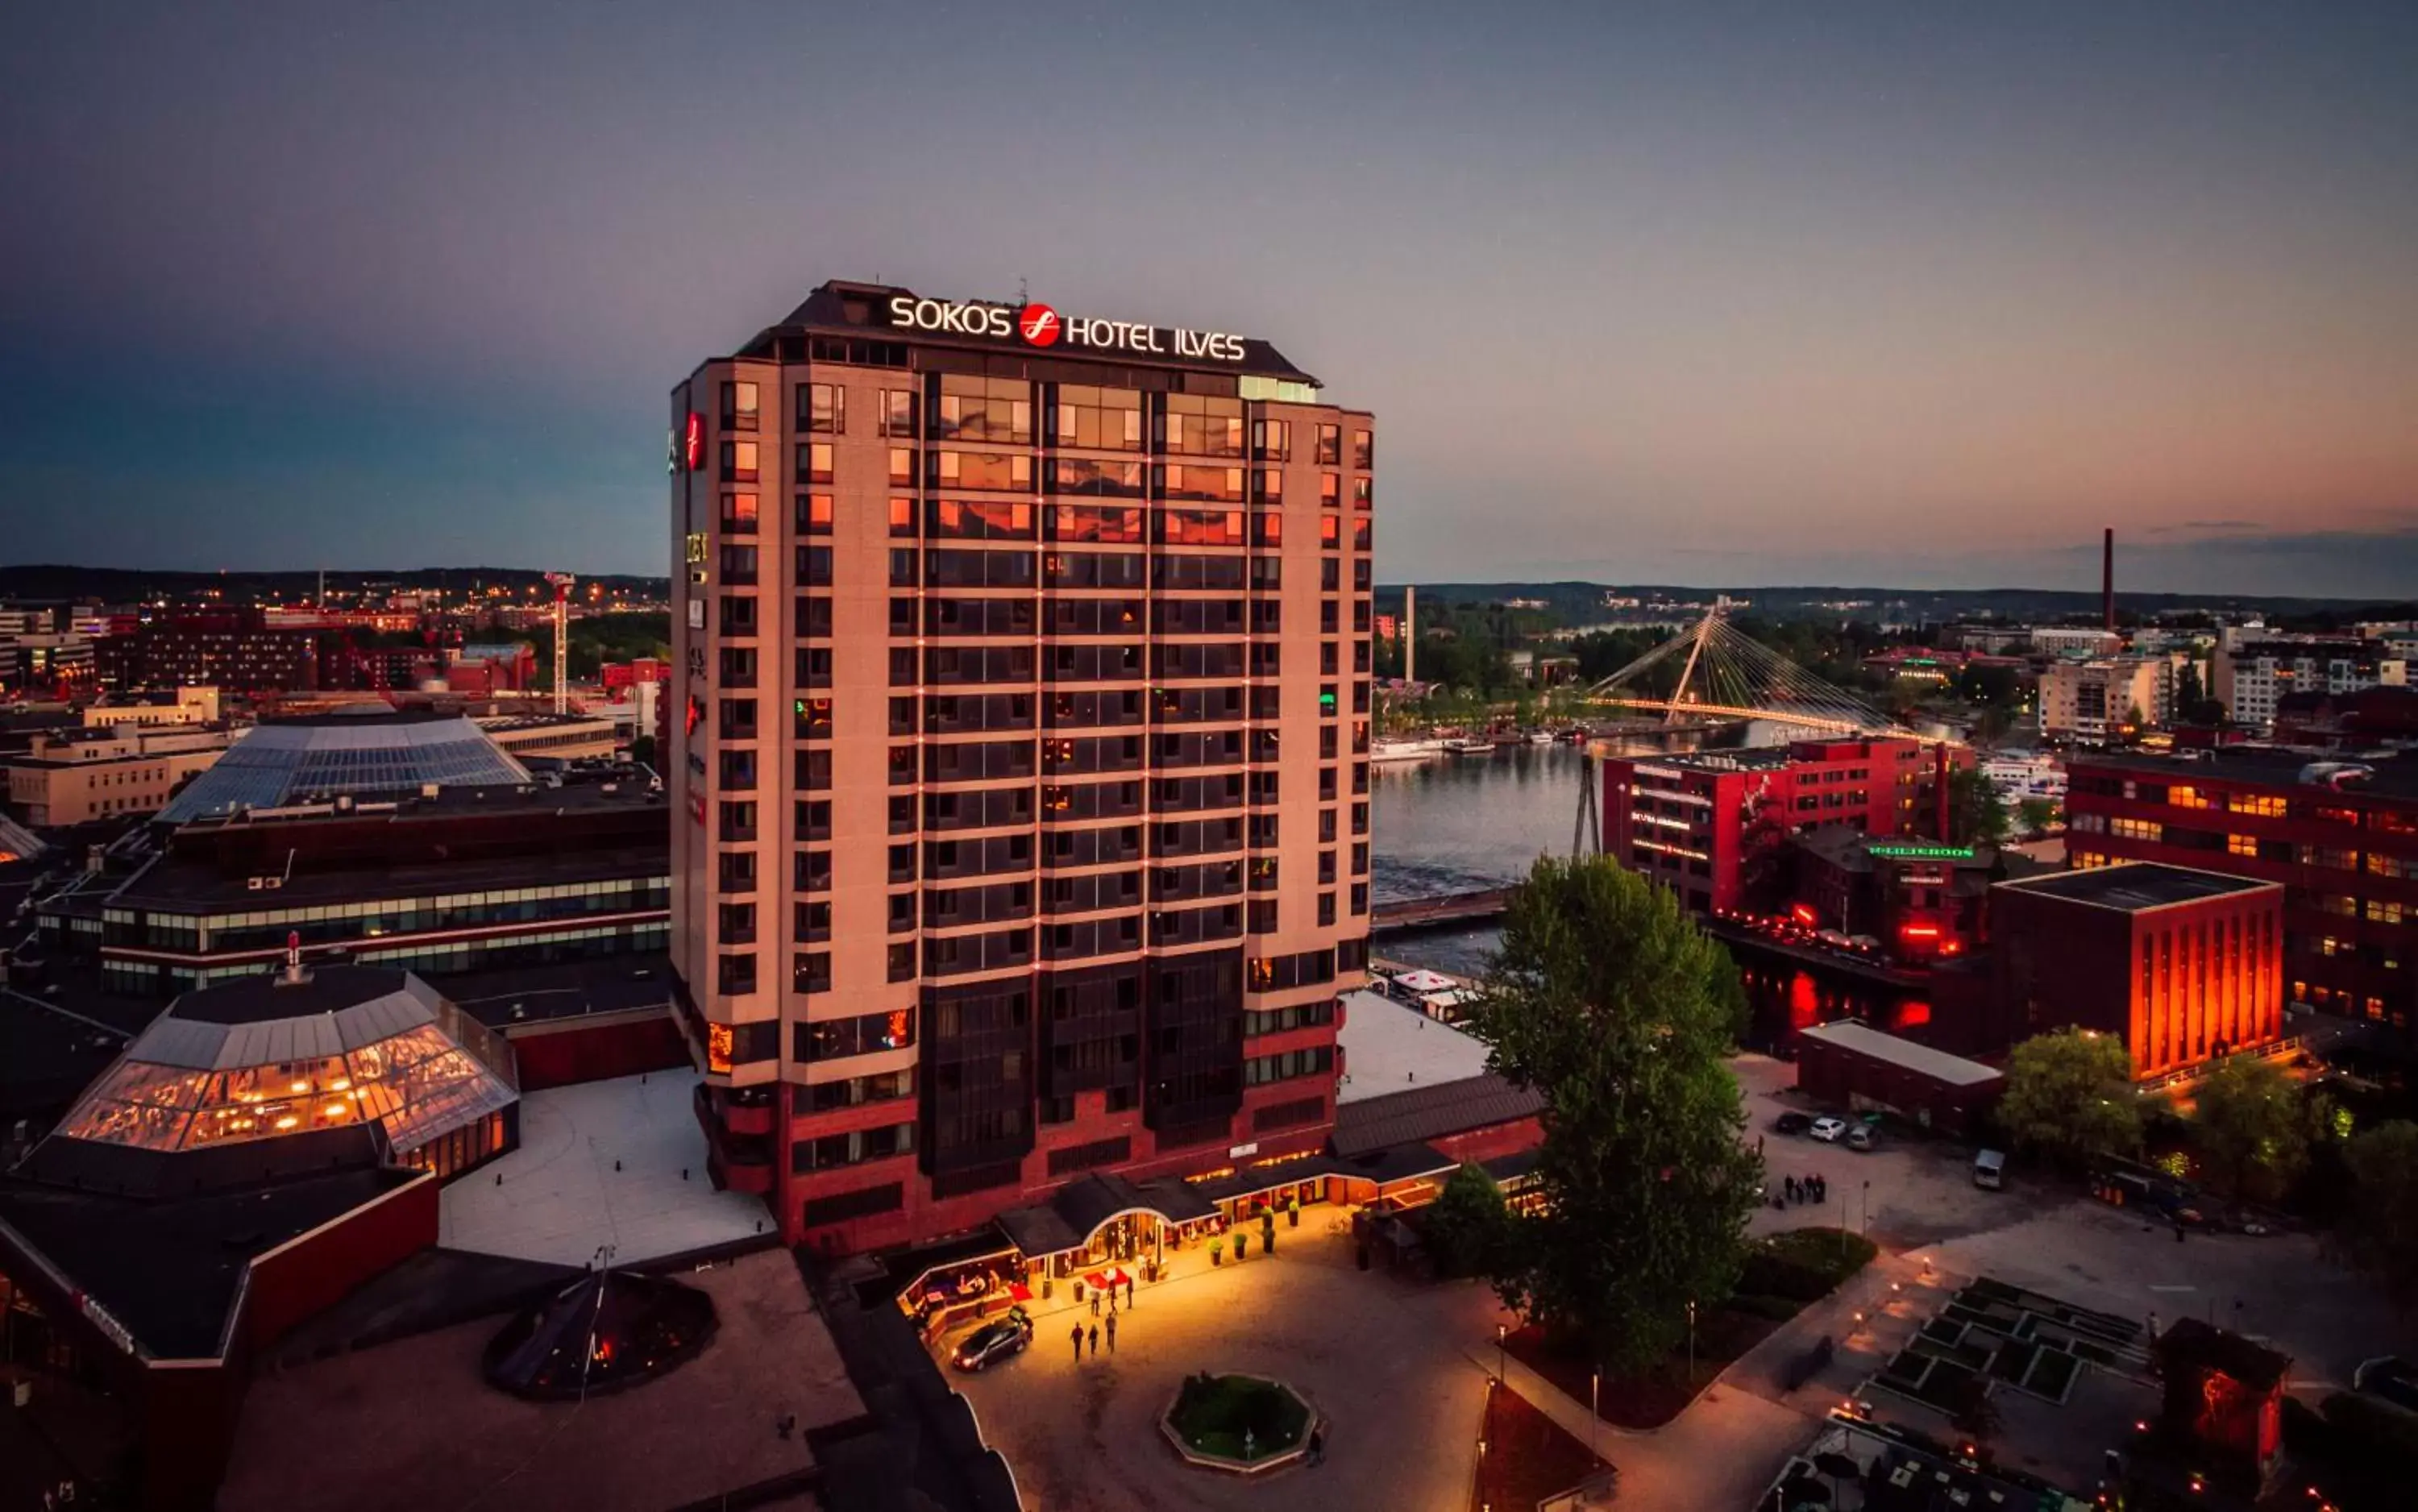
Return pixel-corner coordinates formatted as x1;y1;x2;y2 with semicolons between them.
1018;303;1062;347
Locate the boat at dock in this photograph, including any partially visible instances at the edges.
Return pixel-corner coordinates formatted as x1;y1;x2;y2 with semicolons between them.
1370;737;1447;763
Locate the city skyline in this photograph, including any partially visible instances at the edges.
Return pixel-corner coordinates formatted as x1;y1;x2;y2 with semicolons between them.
5;2;2416;593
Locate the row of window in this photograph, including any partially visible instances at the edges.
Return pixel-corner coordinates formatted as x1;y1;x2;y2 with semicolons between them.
723;379;1370;466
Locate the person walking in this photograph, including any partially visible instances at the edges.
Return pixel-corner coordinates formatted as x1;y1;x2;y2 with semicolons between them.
1105;1312;1118;1353
1091;1286;1101;1318
1126;1277;1135;1309
1070;1323;1083;1360
1087;1323;1099;1356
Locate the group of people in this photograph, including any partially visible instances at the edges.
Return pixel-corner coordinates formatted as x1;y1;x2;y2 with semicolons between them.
1070;1277;1136;1359
1779;1171;1830;1208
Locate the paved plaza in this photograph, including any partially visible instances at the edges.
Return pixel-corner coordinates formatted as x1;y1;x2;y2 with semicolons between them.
944;1056;2418;1511
438;1069;772;1265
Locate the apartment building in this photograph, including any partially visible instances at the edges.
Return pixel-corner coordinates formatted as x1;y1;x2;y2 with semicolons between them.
668;282;1374;1251
2038;656;2172;741
2213;635;2406;731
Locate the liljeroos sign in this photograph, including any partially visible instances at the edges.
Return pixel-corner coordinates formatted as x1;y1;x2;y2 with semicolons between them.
883;295;1247;363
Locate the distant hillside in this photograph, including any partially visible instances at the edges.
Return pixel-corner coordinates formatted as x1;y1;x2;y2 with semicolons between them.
1380;581;2412;625
0;564;671;602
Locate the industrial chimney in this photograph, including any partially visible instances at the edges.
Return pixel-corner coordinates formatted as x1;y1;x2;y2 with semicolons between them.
1404;584;1416;683
2102;528;2115;632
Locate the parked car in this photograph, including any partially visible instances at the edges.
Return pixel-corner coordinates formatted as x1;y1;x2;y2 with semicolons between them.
1972;1149;2007;1190
1846;1124;1879;1153
1773;1111;1813;1136
950;1307;1034;1373
1809;1116;1849;1143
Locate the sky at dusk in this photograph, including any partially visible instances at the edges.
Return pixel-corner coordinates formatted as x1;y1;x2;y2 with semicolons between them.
4;2;2416;596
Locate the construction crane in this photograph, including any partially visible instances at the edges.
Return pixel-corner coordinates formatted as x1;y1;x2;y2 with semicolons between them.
544;572;576;714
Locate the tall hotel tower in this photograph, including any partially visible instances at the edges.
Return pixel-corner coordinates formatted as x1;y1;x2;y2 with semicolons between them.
669;284;1373;1250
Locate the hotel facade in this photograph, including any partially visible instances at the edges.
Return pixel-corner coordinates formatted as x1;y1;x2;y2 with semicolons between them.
668;283;1373;1251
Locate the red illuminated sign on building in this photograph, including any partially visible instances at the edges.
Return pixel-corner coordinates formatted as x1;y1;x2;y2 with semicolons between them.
683;413;704;472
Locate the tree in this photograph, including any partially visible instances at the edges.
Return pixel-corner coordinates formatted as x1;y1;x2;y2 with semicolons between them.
2192;1055;2308;1199
2015;797;2059;837
1472;856;1763;1375
1998;1028;2140;1165
2334;1120;2418;1309
629;733;659;770
1947;766;2010;846
1420;1164;1514;1279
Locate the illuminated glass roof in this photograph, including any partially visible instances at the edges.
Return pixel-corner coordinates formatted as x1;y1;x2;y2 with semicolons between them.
159;710;531;825
57;966;518;1160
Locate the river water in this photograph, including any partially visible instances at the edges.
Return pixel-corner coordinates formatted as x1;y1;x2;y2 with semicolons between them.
1371;743;1906;1051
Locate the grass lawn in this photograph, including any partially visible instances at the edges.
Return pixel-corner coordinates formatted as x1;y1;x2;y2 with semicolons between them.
1502;1226;1879;1430
1470;1379;1612;1512
1167;1373;1311;1461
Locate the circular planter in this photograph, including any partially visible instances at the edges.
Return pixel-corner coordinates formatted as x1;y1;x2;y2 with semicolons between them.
1161;1372;1316;1475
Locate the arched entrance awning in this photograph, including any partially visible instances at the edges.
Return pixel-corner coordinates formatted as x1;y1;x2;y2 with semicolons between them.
995;1171;1219;1258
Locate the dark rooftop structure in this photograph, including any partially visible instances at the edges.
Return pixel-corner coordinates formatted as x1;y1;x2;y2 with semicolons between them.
2077;746;2418;802
743;279;1325;388
1329;1072;1544;1158
157;707;531;825
1999;862;2275;912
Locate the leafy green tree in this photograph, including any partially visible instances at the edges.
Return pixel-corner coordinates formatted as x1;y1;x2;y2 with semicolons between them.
1419;1164;1514;1279
2333;1119;2418;1308
1472;857;1762;1375
1947;766;2010;846
2015;797;2059;837
2192;1055;2308;1199
1998;1028;2140;1165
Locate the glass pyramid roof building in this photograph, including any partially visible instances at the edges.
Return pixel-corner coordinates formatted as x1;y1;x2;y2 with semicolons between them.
56;966;519;1167
159;708;531;825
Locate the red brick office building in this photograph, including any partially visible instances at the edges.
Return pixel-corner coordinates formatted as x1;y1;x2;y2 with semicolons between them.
2066;750;2418;1049
1990;863;2284;1080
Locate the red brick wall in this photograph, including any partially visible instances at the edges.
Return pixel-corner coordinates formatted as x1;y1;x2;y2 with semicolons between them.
240;1173;439;1352
507;1011;691;1090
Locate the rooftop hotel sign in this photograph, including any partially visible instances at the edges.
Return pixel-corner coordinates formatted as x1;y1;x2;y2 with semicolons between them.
883;295;1246;362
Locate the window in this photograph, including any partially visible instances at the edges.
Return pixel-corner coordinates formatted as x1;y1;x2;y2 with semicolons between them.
1055;384;1144;451
721;439;759;483
888;447;916;485
937;377;1032;443
1352;429;1372;468
1319;473;1340;508
721;492;758;533
797;492;833;534
721;380;759;430
804;382;845;434
717;953;757;995
889;496;916;538
793;951;832;993
1352;476;1373;510
1254;418;1290;459
933;451;1032;491
796;1007;916;1061
879;388;918;437
1314;424;1341;464
801;442;833;484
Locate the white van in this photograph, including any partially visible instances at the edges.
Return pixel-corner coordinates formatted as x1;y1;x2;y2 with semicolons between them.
1972;1149;2007;1190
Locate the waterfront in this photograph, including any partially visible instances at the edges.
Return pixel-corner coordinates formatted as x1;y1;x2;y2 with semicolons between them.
1373;743;1909;1051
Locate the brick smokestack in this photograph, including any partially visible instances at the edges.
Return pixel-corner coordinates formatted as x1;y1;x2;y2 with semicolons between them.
2102;527;2115;632
1935;743;1952;843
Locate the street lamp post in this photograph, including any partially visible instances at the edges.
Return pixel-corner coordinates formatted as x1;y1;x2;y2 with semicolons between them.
1496;1323;1507;1385
1686;1301;1697;1384
1590;1370;1600;1464
1862;1179;1870;1236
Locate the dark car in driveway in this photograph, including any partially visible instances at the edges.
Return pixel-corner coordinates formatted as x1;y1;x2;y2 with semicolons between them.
950;1307;1033;1373
1772;1111;1813;1136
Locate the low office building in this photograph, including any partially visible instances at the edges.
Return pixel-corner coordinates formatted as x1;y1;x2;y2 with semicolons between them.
2067;750;2418;1047
1990;863;2284;1079
1794;1020;2003;1139
2213;634;2405;732
81;686;223;730
5;722;231;827
476;711;621;762
1791;828;1997;962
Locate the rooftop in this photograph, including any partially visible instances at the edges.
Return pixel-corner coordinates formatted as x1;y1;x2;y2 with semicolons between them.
2072;746;2418;802
1331;1073;1543;1158
158;710;531;825
2000;862;2278;912
1797;1020;2004;1088
0;1151;422;1360
218;1248;863;1512
437;1069;771;1267
1335;988;1493;1103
